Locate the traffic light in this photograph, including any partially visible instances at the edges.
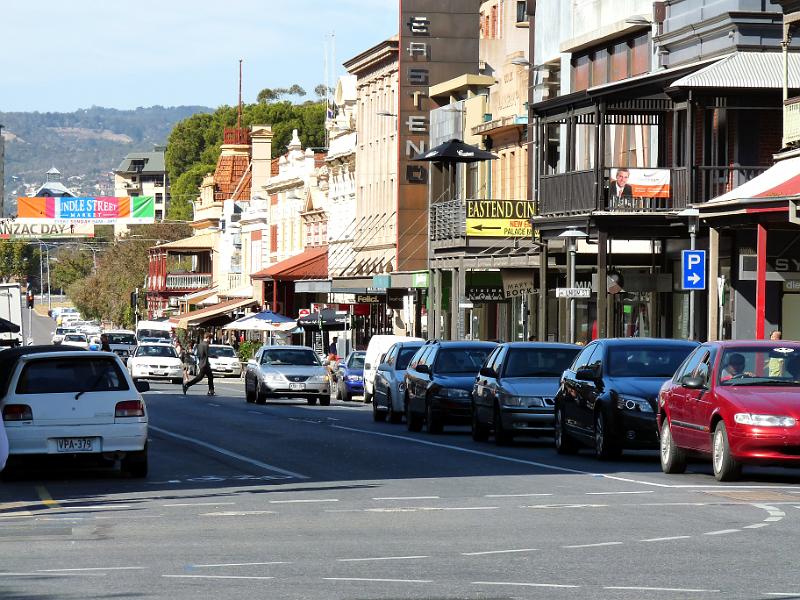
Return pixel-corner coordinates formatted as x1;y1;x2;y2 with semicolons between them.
130;290;138;311
26;292;34;308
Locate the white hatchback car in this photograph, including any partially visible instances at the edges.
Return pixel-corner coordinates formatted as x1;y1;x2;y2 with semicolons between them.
128;343;184;384
208;344;242;377
61;333;89;349
1;349;149;477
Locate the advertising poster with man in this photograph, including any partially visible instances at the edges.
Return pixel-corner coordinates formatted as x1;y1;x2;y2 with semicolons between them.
609;168;671;210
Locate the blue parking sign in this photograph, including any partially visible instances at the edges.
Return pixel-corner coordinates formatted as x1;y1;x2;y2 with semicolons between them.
682;250;706;290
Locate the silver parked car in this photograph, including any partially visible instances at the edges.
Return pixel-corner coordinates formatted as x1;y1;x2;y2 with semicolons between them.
372;340;425;423
244;345;331;406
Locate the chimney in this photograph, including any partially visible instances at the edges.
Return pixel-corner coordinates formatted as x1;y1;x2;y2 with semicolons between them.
250;125;273;191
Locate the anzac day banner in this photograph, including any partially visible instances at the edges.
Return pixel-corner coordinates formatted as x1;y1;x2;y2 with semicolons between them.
17;196;155;224
0;219;94;239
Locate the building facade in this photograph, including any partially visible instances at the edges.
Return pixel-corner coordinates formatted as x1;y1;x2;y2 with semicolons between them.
114;148;169;221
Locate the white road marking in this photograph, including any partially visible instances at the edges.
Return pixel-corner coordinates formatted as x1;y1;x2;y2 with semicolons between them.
640;535;692;542
163;502;236;507
605;586;719;593
586;491;654;495
191;562;291;568
473;581;580;589
704;529;740;535
149;425;308;479
462;548;538;556
373;496;440;500
564;541;623;549
324;577;432;583
605;474;800;490
64;505;133;511
337;556;428;562
0;572;106;578
164;575;274;580
207;403;221;407
744;523;769;529
269;498;338;504
485;493;552;498
523;503;608;510
37;567;145;572
331;424;593;475
765;594;800;597
201;511;276;516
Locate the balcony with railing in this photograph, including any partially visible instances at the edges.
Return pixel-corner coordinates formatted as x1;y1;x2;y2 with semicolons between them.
165;273;213;291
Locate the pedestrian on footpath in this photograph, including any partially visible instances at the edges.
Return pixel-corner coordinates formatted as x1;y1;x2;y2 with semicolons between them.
183;332;215;396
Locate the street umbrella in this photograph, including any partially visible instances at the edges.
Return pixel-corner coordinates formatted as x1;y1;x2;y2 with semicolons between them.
413;139;498;201
0;317;20;334
297;308;349;331
223;310;296;332
413;138;498;163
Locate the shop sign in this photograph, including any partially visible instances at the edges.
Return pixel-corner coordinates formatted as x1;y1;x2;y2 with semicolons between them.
784;280;800;292
501;269;535;298
466;199;534;238
0;219;95;239
298;308;311;318
411;272;429;288
466;286;505;302
739;255;800;281
556;287;592;299
387;289;406;310
355;294;384;304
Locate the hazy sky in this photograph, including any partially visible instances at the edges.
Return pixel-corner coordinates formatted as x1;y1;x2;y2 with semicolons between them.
0;0;397;112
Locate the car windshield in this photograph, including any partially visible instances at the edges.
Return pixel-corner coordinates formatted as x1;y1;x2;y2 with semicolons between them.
397;347;422;370
137;329;170;341
263;349;320;366
64;334;86;342
107;333;136;345
718;346;800;386
608;345;696;378
347;354;366;369
435;347;494;374
136;345;177;358
504;348;580;378
209;346;237;358
16;357;129;394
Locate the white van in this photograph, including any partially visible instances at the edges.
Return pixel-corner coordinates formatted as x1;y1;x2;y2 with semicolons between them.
363;334;423;402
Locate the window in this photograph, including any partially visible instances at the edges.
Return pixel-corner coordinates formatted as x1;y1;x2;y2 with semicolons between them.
209;346;237;358
571;343;598;370
607;345;696;378
674;347;705;382
397;346;422;370
572;54;590;92
262;349;320;366
503;348;580;378
348;353;366;369
136;345;177;358
571;32;651;90
270;225;278;253
17;357;129;394
516;1;527;23
434;347;494;374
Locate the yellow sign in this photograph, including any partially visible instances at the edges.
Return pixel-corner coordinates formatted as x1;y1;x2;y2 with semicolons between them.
466;199;535;237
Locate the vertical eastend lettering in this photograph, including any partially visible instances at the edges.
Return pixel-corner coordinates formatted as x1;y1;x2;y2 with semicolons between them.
410;90;428;110
406;139;427;158
406;116;428;133
406;165;428;183
407;16;430;35
408;68;429;86
407;42;429;59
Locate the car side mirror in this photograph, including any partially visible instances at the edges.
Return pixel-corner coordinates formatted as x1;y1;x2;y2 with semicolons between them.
248;359;257;366
134;380;150;393
479;366;496;378
416;363;431;375
576;366;600;382
681;375;706;390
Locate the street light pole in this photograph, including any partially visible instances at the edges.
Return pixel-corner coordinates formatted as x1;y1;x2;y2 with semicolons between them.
679;207;700;341
559;228;588;344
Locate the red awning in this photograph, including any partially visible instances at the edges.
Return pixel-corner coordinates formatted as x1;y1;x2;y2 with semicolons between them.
251;246;328;281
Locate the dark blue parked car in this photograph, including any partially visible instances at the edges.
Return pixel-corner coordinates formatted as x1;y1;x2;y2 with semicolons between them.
336;351;366;401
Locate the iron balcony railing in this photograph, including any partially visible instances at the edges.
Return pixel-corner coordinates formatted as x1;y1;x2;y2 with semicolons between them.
165;273;213;291
430;199;466;241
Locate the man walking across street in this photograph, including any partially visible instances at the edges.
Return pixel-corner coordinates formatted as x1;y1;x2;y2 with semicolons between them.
183;332;215;396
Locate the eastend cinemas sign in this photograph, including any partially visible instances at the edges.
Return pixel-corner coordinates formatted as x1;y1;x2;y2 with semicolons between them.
399;0;481;185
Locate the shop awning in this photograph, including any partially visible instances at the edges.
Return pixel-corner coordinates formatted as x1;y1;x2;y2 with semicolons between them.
181;287;218;305
670;51;800;90
169;298;257;330
251;246;328;281
220;285;254;299
708;156;800;206
153;231;217;253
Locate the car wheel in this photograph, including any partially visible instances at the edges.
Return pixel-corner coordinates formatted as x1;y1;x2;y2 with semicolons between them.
372;399;387;422
340;382;352;402
712;421;741;482
245;380;255;403
554;404;579;455
594;410;621;460
364;389;373;404
318;395;330;407
256;382;267;405
335;381;343;401
121;447;148;478
387;392;402;424
494;404;513;446
307;397;318;406
660;419;687;474
425;400;443;434
406;396;422;432
471;406;489;442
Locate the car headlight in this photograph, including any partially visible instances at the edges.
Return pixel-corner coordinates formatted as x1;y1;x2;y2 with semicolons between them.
346;375;363;382
435;388;471;399
616;395;653;413
500;394;545;407
734;413;797;427
263;373;286;383
309;375;330;383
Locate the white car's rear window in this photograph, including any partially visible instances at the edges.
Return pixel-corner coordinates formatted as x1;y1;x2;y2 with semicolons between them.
16;357;129;394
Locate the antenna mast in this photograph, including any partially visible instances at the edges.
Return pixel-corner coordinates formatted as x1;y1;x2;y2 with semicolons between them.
237;59;243;130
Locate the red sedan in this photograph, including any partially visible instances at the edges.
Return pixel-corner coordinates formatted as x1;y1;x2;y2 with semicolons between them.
657;341;800;481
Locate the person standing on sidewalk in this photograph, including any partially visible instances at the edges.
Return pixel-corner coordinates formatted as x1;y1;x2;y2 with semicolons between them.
183;332;215;396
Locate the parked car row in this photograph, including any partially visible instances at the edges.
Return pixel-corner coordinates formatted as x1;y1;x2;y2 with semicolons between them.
358;336;800;482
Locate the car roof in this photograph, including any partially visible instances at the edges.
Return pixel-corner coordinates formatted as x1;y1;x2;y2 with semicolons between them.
20;350;116;361
501;342;579;349
433;341;497;348
260;345;316;351
105;329;135;334
598;338;698;347
210;344;234;348
394;341;424;347
709;340;800;348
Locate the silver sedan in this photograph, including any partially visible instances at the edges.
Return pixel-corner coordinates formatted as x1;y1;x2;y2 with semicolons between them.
244;345;331;406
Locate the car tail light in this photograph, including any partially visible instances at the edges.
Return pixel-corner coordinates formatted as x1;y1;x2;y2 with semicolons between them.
115;400;145;418
3;404;33;421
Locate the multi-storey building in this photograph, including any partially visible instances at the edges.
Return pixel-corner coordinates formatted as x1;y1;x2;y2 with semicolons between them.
114;148;169;221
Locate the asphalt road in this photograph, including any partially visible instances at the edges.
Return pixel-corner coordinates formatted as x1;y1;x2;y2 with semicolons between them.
3;313;800;599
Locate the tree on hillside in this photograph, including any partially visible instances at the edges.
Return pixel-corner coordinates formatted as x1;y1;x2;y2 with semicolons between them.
167;163;214;222
256;85;307;104
50;246;94;291
164;112;215;182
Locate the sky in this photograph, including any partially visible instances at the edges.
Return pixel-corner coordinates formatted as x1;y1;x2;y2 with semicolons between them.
0;0;398;113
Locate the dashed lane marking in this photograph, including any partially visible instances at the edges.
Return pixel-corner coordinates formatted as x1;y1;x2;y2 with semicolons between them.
640;536;693;542
373;496;440;500
37;567;146;572
163;502;236;507
605;586;720;593
586;491;654;495
324;577;433;583
486;493;552;498
149;425;308;479
704;529;740;535
190;562;291;568
165;575;274;580
269;499;338;504
473;581;579;589
462;548;538;556
337;556;428;562
201;511;276;516
563;541;623;549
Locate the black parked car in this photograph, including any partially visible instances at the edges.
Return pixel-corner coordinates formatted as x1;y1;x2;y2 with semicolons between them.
404;340;497;434
554;338;698;459
472;342;580;445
